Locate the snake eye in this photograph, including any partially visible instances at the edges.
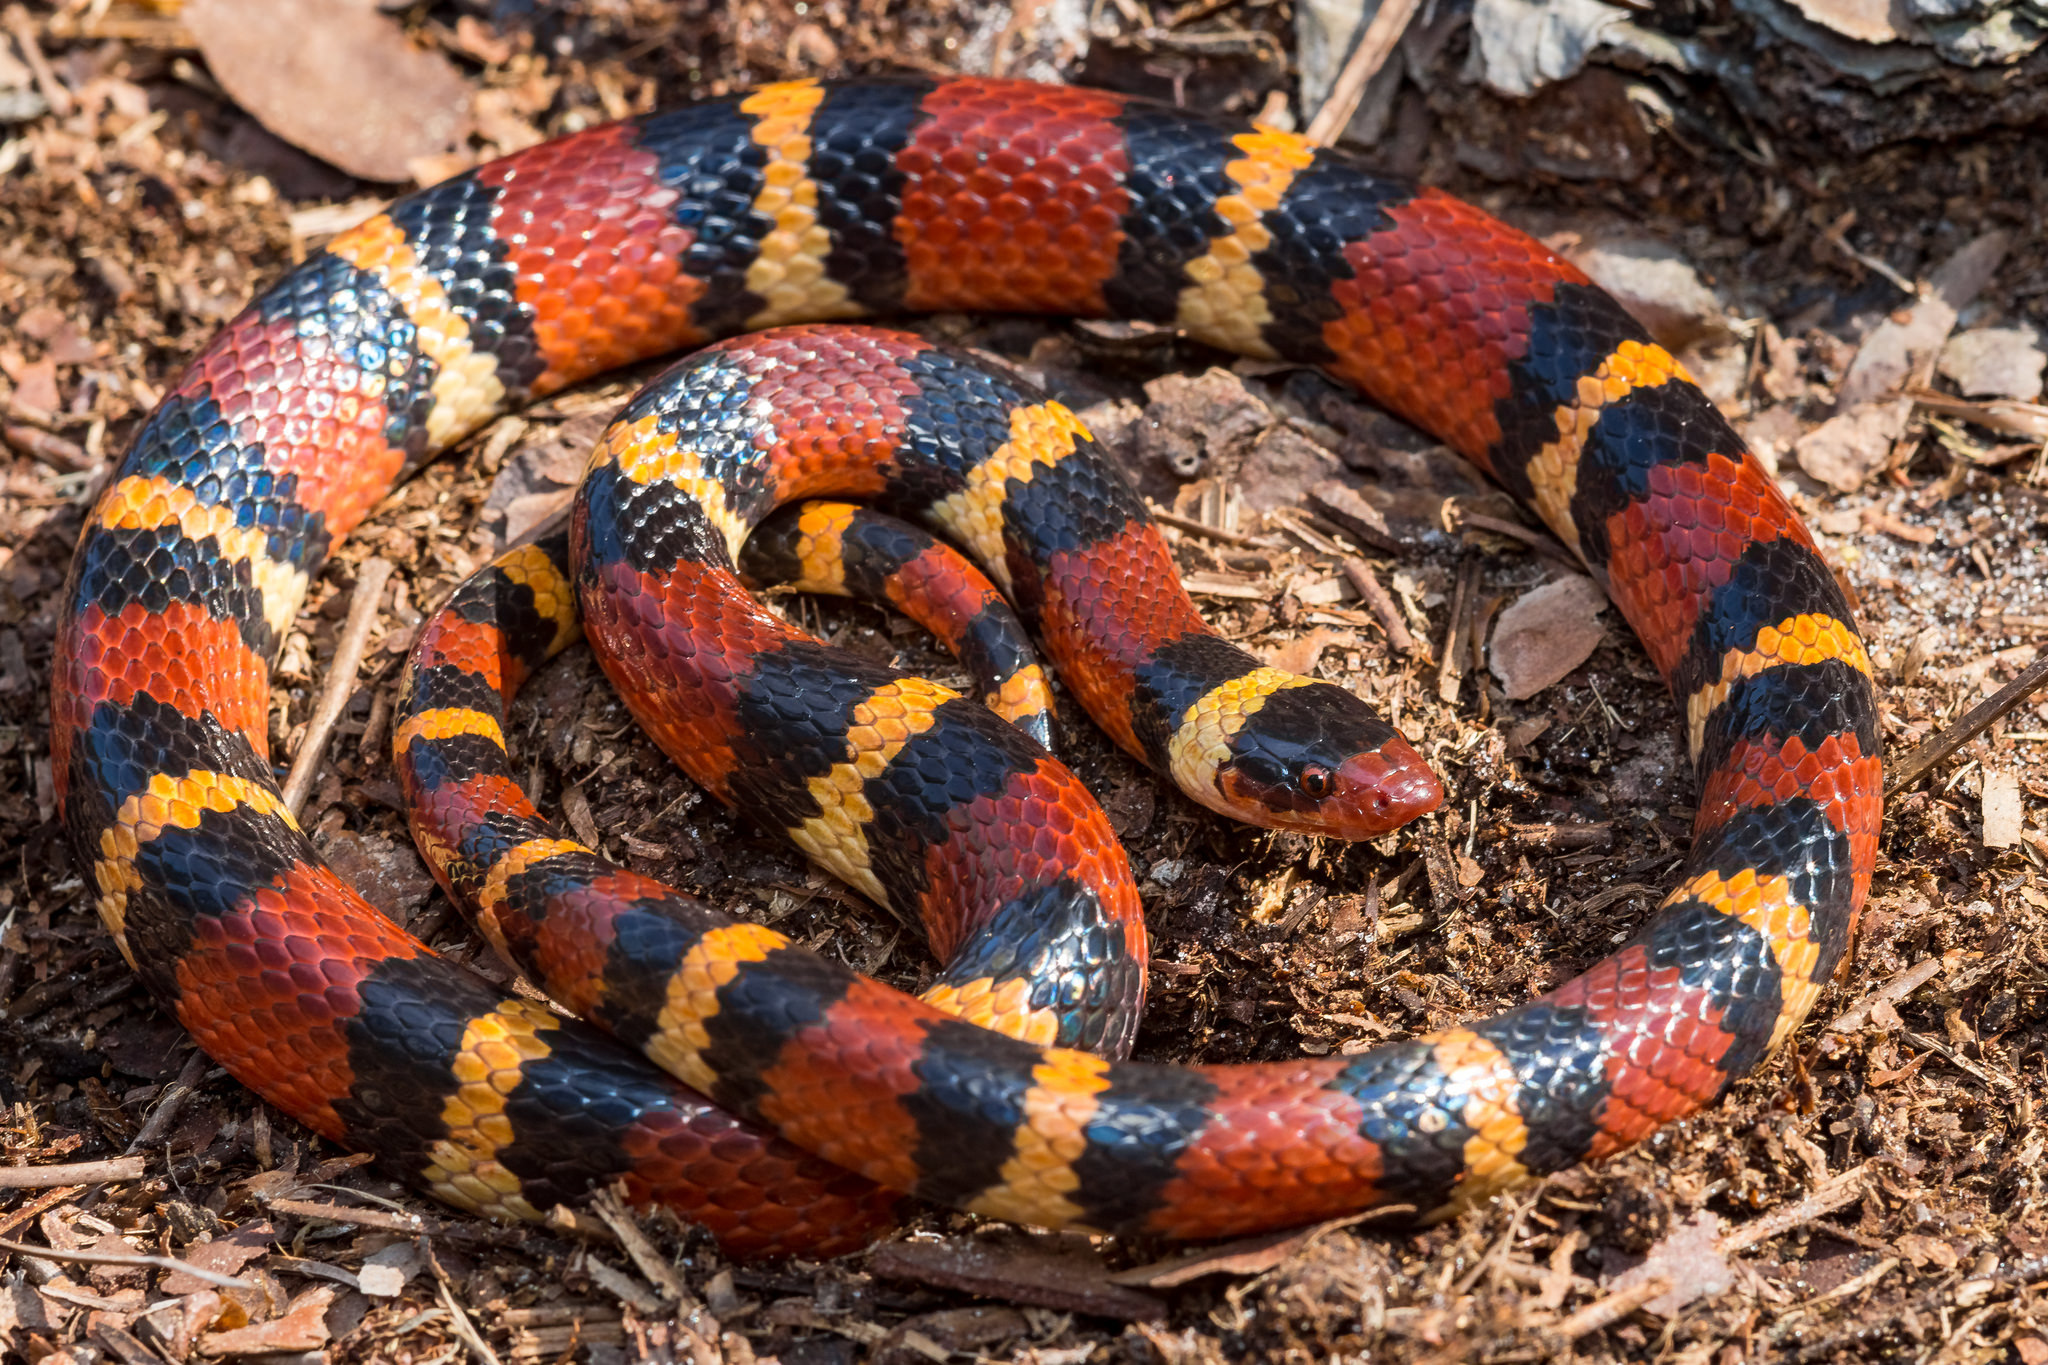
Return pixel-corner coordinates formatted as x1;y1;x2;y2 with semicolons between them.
1298;764;1334;800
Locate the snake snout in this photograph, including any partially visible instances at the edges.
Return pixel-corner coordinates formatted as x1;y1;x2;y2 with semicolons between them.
1327;737;1443;838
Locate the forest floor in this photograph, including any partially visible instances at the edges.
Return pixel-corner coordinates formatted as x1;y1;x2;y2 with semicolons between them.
3;1;2047;1362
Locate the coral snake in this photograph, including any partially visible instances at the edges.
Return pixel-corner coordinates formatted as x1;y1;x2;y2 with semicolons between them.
54;75;1881;1258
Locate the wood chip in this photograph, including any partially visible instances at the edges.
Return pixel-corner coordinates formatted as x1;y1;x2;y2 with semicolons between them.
1983;768;2024;848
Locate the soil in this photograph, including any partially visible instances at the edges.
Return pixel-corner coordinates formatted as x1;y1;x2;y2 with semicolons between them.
2;2;2046;1362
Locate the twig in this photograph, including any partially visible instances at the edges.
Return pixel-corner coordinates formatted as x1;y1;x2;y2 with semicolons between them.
1886;648;2048;795
0;1155;147;1188
261;1195;428;1234
1810;1256;1899;1305
1303;0;1426;145
1717;1163;1872;1255
1452;507;1580;569
1820;210;1917;299
589;1188;727;1356
1162;0;1245;27
1450;1192;1532;1296
282;557;393;816
1436;560;1475;703
582;1254;665;1316
437;1269;506;1365
0;1186;78;1239
590;1188;693;1305
1148;504;1283;548
1488;821;1612;850
2;422;92;473
0;1234;254;1290
1551;1276;1671;1340
1899;1028;2013;1091
1825;957;1942;1035
125;1049;209;1154
1340;556;1417;655
3;4;75;117
1907;387;2048;442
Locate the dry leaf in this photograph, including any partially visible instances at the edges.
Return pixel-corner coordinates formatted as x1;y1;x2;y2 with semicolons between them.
1894;1233;1961;1270
1489;574;1607;700
198;1285;336;1356
1836;231;2008;409
1794;399;1909;493
1261;626;1348;676
185;0;473;182
1940;325;2045;402
1603;1211;1731;1317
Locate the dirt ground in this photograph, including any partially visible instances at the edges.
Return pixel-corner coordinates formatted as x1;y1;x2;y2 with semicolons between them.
4;1;2048;1362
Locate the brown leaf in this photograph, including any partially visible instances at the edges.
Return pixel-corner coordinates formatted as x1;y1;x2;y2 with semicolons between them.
184;0;473;182
1940;325;2045;402
1488;574;1607;700
1837;231;2009;408
1894;1233;1961;1270
1794;399;1909;493
1260;626;1348;677
1603;1211;1731;1317
198;1285;335;1356
1236;425;1340;512
161;1222;275;1295
1307;480;1401;552
11;357;60;413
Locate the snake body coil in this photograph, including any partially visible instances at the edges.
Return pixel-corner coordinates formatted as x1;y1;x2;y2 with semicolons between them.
55;76;1881;1257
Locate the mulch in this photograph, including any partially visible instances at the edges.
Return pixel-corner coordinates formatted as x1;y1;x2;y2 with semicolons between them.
2;2;2046;1362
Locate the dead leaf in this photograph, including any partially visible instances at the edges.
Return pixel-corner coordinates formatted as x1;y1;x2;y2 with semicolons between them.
1307;480;1402;552
1489;574;1607;700
1110;1210;1409;1289
198;1285;335;1355
11;357;60;412
184;0;473;182
1261;626;1348;676
1940;325;2045;402
1603;1211;1731;1317
1837;231;2009;408
1131;368;1270;478
161;1222;275;1295
1787;0;1901;43
1795;399;1909;493
1237;426;1341;511
1894;1233;1961;1270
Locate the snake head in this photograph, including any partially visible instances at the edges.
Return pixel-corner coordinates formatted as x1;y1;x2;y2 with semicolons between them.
1201;680;1442;838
